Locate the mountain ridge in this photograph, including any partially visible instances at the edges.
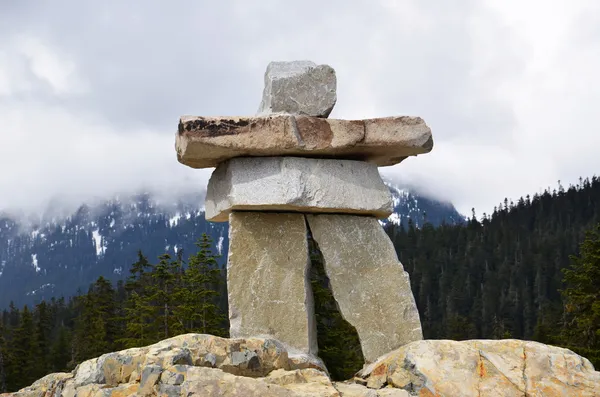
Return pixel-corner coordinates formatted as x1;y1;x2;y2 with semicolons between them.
0;185;463;309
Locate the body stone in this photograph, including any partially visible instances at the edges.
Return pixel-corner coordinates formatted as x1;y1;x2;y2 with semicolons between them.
205;156;393;222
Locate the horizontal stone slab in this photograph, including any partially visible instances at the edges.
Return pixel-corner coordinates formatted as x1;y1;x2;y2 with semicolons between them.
205;157;393;222
176;115;432;169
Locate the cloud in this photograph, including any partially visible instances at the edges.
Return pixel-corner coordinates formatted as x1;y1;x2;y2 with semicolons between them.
0;0;599;217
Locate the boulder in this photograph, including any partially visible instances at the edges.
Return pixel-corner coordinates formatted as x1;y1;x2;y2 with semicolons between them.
227;212;318;357
175;115;432;168
306;214;423;363
257;61;337;118
205;157;393;222
4;336;600;397
356;339;600;397
6;372;73;397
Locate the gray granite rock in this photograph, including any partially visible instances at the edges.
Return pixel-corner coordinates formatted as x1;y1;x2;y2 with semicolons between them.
306;214;423;363
257;61;337;118
205;156;393;222
227;212;317;356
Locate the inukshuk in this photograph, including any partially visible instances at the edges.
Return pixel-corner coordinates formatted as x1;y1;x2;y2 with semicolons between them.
175;61;432;363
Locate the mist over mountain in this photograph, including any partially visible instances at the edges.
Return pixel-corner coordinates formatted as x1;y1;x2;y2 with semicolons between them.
0;184;463;309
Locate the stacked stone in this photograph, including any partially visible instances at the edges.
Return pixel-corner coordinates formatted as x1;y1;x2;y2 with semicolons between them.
175;61;432;364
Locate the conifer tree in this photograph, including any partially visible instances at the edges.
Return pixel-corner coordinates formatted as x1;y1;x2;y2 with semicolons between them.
561;223;600;364
73;277;120;361
50;325;72;372
126;250;152;295
0;321;6;393
149;253;181;340
120;251;156;348
120;290;156;348
174;234;227;336
33;301;52;379
10;306;37;388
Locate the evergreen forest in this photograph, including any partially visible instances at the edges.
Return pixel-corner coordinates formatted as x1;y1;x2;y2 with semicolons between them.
2;177;600;391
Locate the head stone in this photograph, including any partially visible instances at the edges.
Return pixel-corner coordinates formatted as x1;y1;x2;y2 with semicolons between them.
257;60;337;118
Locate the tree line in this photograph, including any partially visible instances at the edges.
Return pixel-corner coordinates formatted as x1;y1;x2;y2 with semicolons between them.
0;234;227;392
385;176;600;367
2;176;600;392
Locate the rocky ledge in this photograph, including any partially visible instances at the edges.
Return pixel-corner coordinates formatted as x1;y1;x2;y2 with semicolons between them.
2;335;599;397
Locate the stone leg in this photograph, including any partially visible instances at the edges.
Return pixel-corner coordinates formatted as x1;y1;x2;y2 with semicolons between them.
227;212;317;355
306;214;423;363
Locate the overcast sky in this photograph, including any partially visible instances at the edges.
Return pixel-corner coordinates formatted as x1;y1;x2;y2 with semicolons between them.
1;0;599;217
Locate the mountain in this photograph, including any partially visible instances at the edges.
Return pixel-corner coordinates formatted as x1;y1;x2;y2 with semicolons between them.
383;182;465;228
0;185;463;309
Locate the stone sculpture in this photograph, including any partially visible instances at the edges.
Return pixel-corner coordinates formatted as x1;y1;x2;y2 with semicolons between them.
175;60;432;364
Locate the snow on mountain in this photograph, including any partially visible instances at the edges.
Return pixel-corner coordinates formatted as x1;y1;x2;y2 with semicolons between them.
0;185;462;308
383;181;465;228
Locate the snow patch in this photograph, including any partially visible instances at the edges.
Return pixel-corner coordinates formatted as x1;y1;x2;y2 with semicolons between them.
92;229;106;256
32;253;41;272
109;218;115;228
387;212;402;226
217;236;224;255
114;267;123;275
169;212;182;227
26;283;54;296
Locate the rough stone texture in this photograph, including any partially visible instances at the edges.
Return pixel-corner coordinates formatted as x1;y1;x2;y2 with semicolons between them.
257;61;337;118
6;372;73;397
205;157;393;222
306;214;423;363
180;366;339;396
356;339;600;397
332;382;411;396
7;336;599;396
228;212;317;356
175;115;432;168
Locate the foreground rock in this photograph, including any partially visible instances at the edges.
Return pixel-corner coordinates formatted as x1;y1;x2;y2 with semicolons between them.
257;60;337;118
3;334;334;397
307;214;423;363
228;212;318;356
206;157;393;222
4;336;599;396
357;339;600;396
176;115;432;168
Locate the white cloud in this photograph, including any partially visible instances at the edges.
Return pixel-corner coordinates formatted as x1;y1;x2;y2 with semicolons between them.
0;0;599;217
17;36;89;96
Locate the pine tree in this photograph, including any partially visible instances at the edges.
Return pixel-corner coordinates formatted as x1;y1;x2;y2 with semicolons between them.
9;306;37;389
33;301;52;379
126;250;152;295
120;290;156;348
73;277;120;361
174;234;227;336
0;321;6;393
50;325;72;372
148;253;181;340
120;251;156;348
560;223;600;365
